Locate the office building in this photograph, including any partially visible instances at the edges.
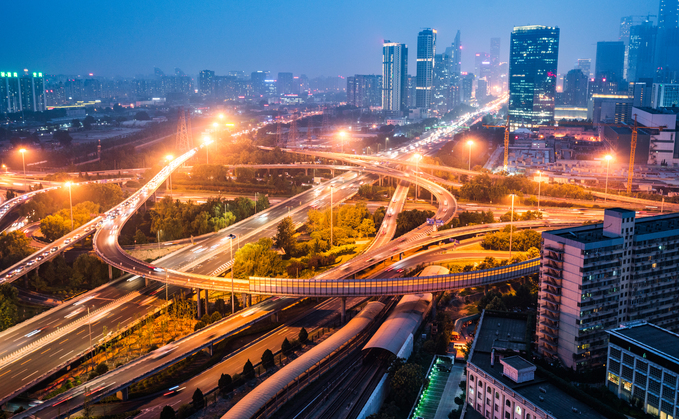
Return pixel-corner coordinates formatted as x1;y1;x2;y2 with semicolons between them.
461;73;474;104
0;71;21;113
445;31;462;108
628;21;658;82
606;322;679;419
589;93;633;125
490;38;501;64
595;41;625;83
382;41;408;112
198;70;215;96
578;59;592;78
652;83;679;108
277;72;293;95
415;28;436;109
563;69;588;107
466;310;606;419
657;0;679;83
508;25;560;129
620;16;635;80
347;75;381;108
634;106;679;166
538;209;679;371
629;81;653;108
432;53;450;113
250;71;268;97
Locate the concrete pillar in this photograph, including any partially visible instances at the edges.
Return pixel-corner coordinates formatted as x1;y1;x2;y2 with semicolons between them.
484;284;489;295
204;343;213;356
144;276;149;287
271;312;279;322
204;289;209;316
108;265;113;280
305;168;308;176
116;387;128;401
332;168;335;178
431;293;437;318
340;297;346;324
197;289;202;319
247;294;252;307
243;293;250;307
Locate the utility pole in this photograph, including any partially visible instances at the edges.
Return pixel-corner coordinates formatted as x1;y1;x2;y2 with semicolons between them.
330;186;333;247
483;114;510;172
509;194;515;260
88;306;93;371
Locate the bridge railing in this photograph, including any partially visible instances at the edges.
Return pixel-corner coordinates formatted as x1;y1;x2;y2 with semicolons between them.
250;258;539;297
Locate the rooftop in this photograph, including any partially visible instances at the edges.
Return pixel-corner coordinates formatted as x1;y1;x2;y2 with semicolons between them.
501;356;536;372
635;106;679;115
610;323;679;363
469;312;606;419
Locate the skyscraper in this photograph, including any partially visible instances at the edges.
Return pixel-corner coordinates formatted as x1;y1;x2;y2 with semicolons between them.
490;38;501;64
628;20;658;82
659;0;679;29
445;31;462;108
620;16;635;80
508;25;560;129
382;41;408;112
0;72;21;114
198;70;215;96
657;0;679;83
347;75;382;108
432;53;450;113
578;58;592;77
595;41;625;83
18;72;46;112
250;71;268;97
563;69;588;107
415;29;436;109
277;72;293;95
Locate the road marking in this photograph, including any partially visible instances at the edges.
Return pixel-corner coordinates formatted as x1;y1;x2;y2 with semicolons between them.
21;370;38;381
11;369;27;379
20;358;32;366
76;329;85;335
50;349;63;358
59;350;74;359
40;348;51;354
0;370;11;377
59;338;69;344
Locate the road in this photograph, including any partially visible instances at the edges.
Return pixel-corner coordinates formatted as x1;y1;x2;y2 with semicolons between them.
368;180;409;251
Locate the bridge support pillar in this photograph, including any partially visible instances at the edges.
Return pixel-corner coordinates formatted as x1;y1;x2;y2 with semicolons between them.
484;284;489;295
204;343;213;356
332;168;335;178
431;293;437;318
144;276;149;287
305;168;308;176
197;289;202;319
271;312;279;322
340;297;346;324
247;294;252;307
243;293;250;307
116;387;128;401
204;289;209;316
109;265;113;280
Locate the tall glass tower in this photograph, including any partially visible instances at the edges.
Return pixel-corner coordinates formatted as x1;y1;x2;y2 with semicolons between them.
416;28;436;110
508;25;560;129
382;41;408;113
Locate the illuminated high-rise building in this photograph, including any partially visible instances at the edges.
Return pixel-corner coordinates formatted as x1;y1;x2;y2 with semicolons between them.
382;41;408;112
277;72;293;95
657;0;679;83
0;71;21;114
250;71;268;97
595;41;625;83
578;59;592;78
508;25;560;129
628;20;657;82
198;70;215;96
415;28;436;109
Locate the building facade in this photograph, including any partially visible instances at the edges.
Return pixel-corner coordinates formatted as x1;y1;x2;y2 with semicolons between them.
652;84;679;108
382;41;408;113
563;69;588;108
347;75;382;108
607;322;679;419
595;41;625;84
198;70;215;96
277;72;294;95
0;71;45;113
415;28;436;110
628;21;657;82
538;209;679;371
508;25;560;129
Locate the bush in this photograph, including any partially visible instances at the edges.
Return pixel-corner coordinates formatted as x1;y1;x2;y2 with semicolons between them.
160;405;176;419
194;321;206;331
192;388;204;409
261;349;275;369
210;311;222;323
96;362;109;376
176;403;194;419
218;373;233;393
281;337;292;355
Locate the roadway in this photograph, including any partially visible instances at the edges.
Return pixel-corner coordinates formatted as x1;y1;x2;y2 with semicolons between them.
368;180;409;251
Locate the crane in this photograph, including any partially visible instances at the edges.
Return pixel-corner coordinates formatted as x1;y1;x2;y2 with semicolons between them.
605;115;665;194
483;114;510;172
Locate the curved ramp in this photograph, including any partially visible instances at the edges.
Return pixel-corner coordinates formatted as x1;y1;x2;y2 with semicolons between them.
364;293;432;357
222;301;386;419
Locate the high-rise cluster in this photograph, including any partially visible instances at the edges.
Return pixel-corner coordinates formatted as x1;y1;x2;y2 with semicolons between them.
0;70;46;114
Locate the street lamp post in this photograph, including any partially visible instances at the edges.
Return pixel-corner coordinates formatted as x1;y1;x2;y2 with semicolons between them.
2;164;6;173
88;306;93;372
254;192;258;214
467;140;473;171
65;182;74;231
330;186;334;247
166;155;173;200
339;131;346;154
385;137;389;151
204;136;211;164
230;235;235;313
604;155;613;201
509;194;515;260
19;149;26;177
537;171;541;212
414;154;422;200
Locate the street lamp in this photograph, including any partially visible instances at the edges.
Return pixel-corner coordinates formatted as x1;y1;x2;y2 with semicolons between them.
19;149;26;176
254;192;259;214
218;113;225;120
466;140;473;171
604;155;613;201
65;181;74;231
1;164;6;173
229;234;237;313
339;131;346;154
203;136;211;165
536;171;542;212
165;155;173;199
385;137;389;151
509;194;515;260
414;153;422;200
330;186;334;247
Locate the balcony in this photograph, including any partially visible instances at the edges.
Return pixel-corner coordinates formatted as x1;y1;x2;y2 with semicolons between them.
540;344;558;356
542;279;562;289
539;328;559;339
540;311;560;322
541;305;560;316
540;288;562;298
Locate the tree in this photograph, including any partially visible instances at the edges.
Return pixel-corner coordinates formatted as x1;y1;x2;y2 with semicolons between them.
394;209;435;238
298;327;308;344
485;296;507;311
134;229;148;244
0;284;19;331
218;373;233;393
242;359;255;379
261;349;274;369
134;111;151;121
192;388;204;409
160;405;176;419
72;254;109;288
194;321;206;331
233;238;285;279
357;218;376;237
95;362;109;375
389;363;424;411
209;311;222;323
82;115;95;130
281;337;292;355
274;217;297;256
0;231;32;271
5;190;15;200
54;130;73;147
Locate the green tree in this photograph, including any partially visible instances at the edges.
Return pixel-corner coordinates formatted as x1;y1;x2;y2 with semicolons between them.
233;238;285;279
5;190;15;200
160;405;176;419
485;296;507;311
218;373;232;393
72;254;109;288
281;337;292;355
261;349;274;369
134;111;151;121
134;229;148;244
274;217;297;256
394;209;434;238
389;363;423;411
194;321;206;331
0;231;32;270
373;206;386;228
192;388;204;409
357;218;376;237
210;311;222;323
95;362;109;375
0;284;19;331
54;130;72;147
40;215;70;242
298;327;308;344
242;359;255;379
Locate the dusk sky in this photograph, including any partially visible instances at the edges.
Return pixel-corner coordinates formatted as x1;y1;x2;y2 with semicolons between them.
2;0;657;79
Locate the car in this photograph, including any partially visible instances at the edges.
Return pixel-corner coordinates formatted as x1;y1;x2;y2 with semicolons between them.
50;247;59;253
164;386;186;397
386;267;393;272
397;268;405;273
42;252;49;257
64;239;71;245
26;260;36;266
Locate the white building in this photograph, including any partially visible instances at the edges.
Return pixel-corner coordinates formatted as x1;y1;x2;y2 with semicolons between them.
633;107;679;166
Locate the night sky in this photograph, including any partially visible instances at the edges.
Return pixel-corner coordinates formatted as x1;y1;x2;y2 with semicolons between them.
2;0;657;78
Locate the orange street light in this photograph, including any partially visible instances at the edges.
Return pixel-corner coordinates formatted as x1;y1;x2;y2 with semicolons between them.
203;136;212;164
19;148;26;176
339;131;346;153
466;140;473;171
604;155;613;201
64;181;74;231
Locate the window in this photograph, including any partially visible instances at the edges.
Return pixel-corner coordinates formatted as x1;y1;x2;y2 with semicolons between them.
495;404;499;411
608;373;620;385
505;413;510;419
506;400;511;407
470;374;474;382
496;392;500;399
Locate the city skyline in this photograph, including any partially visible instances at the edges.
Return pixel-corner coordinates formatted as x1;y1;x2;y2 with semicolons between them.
1;0;656;79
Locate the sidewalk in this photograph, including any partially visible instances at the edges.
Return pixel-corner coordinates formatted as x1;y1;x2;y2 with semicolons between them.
434;362;465;419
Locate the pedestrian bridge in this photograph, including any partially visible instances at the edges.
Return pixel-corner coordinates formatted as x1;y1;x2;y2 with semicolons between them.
247;258;539;297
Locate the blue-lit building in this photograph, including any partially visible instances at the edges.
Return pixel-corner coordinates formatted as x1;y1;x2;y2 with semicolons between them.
508;25;560;129
382;41;408;113
415;28;436;110
0;71;45;113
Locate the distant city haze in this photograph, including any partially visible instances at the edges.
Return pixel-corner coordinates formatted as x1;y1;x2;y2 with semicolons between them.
1;0;656;77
